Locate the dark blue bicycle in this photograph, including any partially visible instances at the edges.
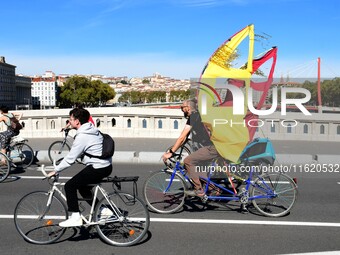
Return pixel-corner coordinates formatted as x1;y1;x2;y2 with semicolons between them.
143;138;298;217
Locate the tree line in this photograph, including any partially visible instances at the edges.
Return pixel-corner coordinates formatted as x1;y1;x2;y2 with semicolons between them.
268;78;340;107
57;76;340;108
57;76;191;107
58;76;116;108
302;78;340;106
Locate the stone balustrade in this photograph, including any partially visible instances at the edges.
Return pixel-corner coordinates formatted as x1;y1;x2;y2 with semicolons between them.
1;107;340;141
0;107;186;138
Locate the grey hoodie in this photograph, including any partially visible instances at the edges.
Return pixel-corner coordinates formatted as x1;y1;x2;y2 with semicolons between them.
55;122;112;172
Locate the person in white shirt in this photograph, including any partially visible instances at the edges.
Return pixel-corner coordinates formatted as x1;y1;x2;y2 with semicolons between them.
48;107;112;227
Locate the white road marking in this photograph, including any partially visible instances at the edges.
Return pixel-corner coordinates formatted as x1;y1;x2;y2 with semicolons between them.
149;218;340;227
9;176;71;180
3;214;339;228
12;175;292;183
278;252;340;255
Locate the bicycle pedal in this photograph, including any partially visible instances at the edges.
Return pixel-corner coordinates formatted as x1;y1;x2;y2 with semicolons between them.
201;194;208;203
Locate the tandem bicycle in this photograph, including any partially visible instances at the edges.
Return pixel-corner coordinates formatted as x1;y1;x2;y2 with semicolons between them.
143;138;298;217
14;165;150;246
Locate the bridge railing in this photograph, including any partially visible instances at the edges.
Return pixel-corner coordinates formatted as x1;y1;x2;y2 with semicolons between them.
1;107;340;141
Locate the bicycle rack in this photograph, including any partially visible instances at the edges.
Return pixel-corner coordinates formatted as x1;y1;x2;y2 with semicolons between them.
105;176;139;198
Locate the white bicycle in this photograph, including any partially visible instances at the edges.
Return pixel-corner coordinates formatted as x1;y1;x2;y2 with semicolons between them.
14;164;150;246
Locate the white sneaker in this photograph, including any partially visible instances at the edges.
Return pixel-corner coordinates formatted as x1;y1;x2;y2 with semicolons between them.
59;217;83;227
99;207;114;219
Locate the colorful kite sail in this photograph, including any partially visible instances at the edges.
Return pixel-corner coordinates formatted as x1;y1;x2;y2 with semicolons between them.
197;24;277;163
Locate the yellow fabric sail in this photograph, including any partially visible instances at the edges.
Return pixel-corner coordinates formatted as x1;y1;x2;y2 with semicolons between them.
198;24;255;163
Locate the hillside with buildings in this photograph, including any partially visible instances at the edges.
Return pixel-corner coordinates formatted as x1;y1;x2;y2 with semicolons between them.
0;56;190;110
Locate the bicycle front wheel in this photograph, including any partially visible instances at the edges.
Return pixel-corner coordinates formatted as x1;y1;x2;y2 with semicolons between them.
144;170;186;214
11;143;34;168
95;192;150;247
48;141;70;163
14;191;68;244
251;173;298;217
0;152;10;183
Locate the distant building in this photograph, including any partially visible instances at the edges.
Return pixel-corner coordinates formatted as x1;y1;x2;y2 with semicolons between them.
0;56;16;109
42;70;55;78
31;71;57;109
16;74;32;110
0;56;32;110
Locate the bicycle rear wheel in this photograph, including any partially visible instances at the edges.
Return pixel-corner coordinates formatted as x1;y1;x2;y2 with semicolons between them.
14;191;68;244
143;170;186;213
95;192;150;247
48;141;70;163
11;143;34;168
0;152;10;183
251;173;298;217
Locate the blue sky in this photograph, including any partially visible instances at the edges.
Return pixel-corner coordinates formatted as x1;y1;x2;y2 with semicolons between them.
1;0;339;79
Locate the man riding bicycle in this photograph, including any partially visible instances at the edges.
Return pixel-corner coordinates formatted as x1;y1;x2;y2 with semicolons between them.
47;108;112;227
162;99;219;197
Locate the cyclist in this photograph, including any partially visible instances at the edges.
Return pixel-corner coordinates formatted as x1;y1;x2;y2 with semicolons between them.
47;108;112;227
162;99;219;197
0;105;23;164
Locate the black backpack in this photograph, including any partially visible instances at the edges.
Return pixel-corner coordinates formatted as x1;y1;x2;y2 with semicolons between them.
5;114;23;132
84;131;115;159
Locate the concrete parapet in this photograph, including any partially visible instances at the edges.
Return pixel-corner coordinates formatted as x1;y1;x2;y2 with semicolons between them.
137;151;163;164
314;155;340;164
275;154;314;165
34;150;50;163
113;151;137;163
31;150;339;165
3;108;340;141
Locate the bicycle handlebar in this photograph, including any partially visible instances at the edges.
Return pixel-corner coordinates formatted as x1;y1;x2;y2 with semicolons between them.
40;164;49;177
62;128;71;134
168;151;183;163
40;160;58;180
163;153;181;167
